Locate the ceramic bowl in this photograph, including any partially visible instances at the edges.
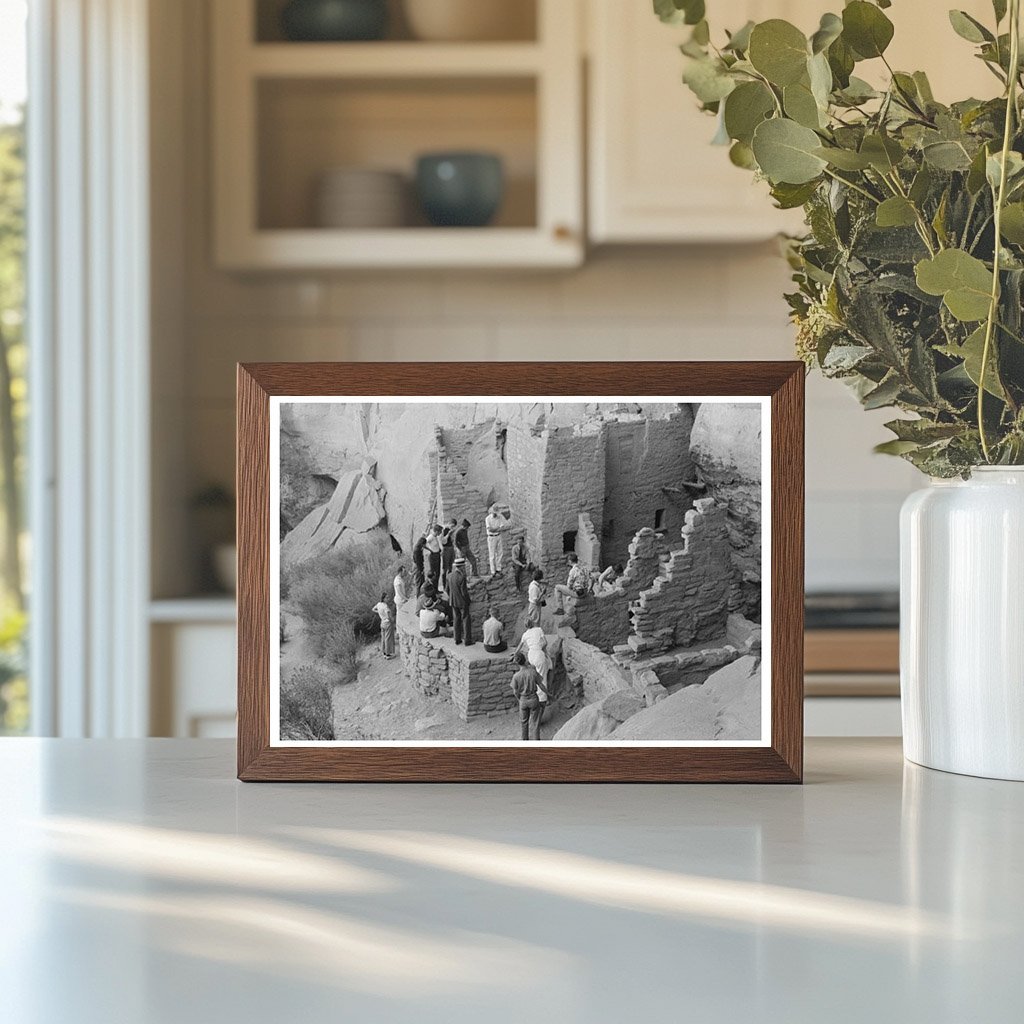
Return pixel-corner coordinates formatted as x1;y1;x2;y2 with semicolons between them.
403;0;534;42
415;152;504;228
281;0;388;42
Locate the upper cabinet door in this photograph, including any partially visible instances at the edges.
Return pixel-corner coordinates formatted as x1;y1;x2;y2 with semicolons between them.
587;0;807;244
587;0;998;245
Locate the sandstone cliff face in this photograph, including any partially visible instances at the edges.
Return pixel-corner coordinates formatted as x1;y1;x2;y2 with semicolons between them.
689;403;762;620
280;401;683;556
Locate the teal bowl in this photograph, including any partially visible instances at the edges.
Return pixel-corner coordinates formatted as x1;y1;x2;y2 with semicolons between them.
415;152;505;228
281;0;388;42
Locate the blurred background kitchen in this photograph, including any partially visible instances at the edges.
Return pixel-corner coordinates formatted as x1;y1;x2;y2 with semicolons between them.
1;0;996;740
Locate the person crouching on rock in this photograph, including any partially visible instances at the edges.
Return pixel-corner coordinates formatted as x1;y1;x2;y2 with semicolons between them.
526;568;546;627
418;598;448;639
448;556;474;647
373;592;396;659
510;651;542;741
483;606;507;653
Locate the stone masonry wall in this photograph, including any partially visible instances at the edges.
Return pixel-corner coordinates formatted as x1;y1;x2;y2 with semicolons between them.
450;654;518;719
536;423;606;571
433;426;495;562
629;498;732;656
396;612;450;698
575;512;601;568
690;403;762;621
505;421;546;567
561;633;632;705
572;527;666;652
602;410;696;567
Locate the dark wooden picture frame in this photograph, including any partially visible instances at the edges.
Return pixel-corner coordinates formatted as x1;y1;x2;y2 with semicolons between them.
237;362;804;782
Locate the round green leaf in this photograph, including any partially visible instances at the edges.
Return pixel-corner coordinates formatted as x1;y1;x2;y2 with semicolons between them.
752;118;828;184
842;1;894;59
811;12;843;54
875;196;918;228
915;249;993;322
682;57;736;104
814;146;871;170
1000;203;1024;245
723;81;775;144
748;20;809;86
729;140;757;170
784;81;824;129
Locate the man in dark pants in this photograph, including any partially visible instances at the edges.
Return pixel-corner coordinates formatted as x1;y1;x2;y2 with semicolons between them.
441;517;457;594
454;518;479;576
448;556;474;646
511;535;531;592
412;530;427;592
510;652;542;740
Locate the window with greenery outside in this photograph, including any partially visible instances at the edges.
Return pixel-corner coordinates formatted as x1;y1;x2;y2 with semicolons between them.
0;1;27;734
657;0;1024;476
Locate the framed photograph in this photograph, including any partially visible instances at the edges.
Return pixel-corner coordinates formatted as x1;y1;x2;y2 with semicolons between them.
237;362;804;782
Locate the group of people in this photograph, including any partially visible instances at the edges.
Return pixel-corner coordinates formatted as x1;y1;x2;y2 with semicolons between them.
369;510;628;738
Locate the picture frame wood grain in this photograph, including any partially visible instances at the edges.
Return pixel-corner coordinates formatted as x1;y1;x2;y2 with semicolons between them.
237;361;804;782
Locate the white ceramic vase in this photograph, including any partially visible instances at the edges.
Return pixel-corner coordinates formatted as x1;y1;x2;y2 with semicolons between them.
900;467;1024;780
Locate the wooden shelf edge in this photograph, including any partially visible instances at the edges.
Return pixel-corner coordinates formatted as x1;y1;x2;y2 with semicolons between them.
249;41;544;79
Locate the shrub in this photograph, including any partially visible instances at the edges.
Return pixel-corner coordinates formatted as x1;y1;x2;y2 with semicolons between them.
280;665;335;741
285;531;405;668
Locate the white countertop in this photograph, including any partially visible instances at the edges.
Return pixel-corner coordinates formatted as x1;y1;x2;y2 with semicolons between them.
1;738;1020;1023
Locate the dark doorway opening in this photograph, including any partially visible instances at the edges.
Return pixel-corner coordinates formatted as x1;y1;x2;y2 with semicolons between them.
654;508;665;529
562;530;577;553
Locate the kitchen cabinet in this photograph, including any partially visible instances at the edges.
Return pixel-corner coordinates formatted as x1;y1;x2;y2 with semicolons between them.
211;0;583;269
587;0;998;244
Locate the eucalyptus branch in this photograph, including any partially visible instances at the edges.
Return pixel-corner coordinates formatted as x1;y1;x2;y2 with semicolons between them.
979;0;1021;462
822;168;881;205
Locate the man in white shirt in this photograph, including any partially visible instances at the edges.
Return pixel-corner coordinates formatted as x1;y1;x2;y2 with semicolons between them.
483;606;506;653
484;505;510;575
418;601;447;639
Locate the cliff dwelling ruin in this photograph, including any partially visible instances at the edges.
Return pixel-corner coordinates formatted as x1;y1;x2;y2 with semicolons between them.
278;400;764;742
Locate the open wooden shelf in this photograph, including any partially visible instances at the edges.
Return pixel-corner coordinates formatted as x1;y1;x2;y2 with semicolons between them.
212;0;582;269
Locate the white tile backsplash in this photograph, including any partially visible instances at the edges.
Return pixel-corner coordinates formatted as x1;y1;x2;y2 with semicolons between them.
180;251;918;593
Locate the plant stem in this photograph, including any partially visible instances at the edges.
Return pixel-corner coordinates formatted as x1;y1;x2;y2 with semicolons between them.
822;167;881;204
979;0;1021;462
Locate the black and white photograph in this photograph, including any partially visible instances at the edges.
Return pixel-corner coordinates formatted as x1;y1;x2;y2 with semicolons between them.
271;396;770;746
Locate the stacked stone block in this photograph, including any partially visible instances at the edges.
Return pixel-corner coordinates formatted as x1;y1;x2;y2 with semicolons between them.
572;527;665;652
628;498;732;656
450;653;518;719
601;410;696;567
561;632;632;705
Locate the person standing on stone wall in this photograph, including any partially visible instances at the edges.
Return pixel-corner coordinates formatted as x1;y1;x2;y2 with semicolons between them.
412;530;428;592
485;504;510;576
425;524;443;587
448;556;474;646
454;518;479;576
441;518;457;593
511;535;532;592
372;592;396;659
510;652;542;741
